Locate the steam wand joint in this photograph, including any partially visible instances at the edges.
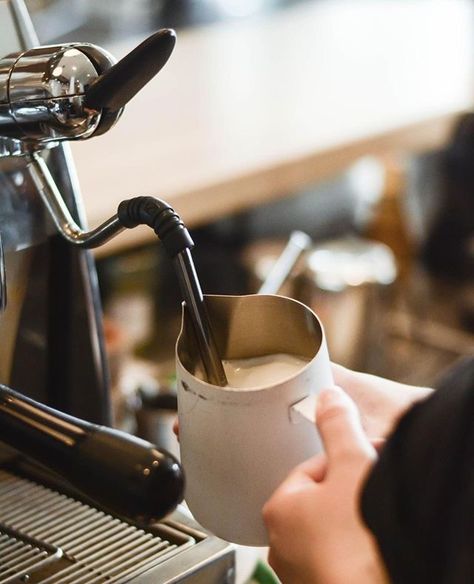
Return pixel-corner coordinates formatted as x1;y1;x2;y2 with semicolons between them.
117;196;194;257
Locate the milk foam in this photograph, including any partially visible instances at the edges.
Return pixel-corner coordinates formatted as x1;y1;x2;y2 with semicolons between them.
223;353;309;389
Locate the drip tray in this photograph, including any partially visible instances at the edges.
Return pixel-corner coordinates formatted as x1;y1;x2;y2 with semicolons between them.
0;522;67;583
0;468;235;583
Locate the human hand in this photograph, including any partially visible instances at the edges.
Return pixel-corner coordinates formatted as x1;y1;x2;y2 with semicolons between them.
263;386;388;584
333;363;433;444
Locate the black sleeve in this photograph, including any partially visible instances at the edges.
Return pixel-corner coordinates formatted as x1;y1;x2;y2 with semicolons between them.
360;356;474;584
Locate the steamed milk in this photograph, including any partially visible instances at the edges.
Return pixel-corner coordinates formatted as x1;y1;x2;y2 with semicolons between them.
223;353;309;389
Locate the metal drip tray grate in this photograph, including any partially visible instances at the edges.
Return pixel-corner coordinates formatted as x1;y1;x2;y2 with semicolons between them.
0;523;64;583
0;469;196;583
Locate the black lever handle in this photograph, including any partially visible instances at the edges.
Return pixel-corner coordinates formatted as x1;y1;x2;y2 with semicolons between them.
84;28;176;112
0;384;184;523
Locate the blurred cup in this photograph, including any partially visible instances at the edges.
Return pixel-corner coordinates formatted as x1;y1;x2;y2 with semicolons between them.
176;294;332;546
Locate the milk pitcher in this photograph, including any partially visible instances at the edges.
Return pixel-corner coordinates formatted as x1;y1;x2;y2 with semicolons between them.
176;294;333;546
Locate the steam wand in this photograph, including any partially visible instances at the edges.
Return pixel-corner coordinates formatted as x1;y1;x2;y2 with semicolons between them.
117;197;228;387
27;152;228;387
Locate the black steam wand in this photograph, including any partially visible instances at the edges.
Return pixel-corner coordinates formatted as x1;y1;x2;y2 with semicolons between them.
117;197;228;387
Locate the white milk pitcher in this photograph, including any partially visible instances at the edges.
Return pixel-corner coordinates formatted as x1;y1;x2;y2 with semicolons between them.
176;294;333;546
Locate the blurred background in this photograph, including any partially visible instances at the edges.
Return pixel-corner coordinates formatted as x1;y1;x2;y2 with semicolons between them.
0;2;469;582
27;0;349;44
23;0;474;440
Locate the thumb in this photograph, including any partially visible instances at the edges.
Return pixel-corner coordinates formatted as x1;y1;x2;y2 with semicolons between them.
316;386;375;464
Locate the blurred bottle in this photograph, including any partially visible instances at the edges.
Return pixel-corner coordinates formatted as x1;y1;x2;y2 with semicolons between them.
364;155;414;282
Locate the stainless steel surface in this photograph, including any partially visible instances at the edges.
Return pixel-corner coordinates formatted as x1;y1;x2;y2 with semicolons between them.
0;136;25;157
0;468;235;583
0;25;176;156
0;243;34;386
0;17;173;253
0;1;124;256
0;42;116;146
0;155;56;253
0;467;187;582
27;151;125;248
0;234;6;312
0;0;110;417
178;293;322;377
258;230;312;295
0;53;17;104
0;522;64;584
175;249;228;386
0;22;127;249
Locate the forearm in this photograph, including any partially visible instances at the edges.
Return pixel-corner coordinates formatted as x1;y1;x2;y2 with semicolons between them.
332;363;434;439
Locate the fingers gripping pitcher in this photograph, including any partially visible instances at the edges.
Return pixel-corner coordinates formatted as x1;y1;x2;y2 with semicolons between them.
176;293;333;546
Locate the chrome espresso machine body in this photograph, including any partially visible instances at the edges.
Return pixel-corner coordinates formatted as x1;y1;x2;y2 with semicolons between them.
0;1;235;581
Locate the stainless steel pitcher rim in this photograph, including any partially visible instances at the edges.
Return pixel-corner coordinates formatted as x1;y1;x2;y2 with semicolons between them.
176;293;326;393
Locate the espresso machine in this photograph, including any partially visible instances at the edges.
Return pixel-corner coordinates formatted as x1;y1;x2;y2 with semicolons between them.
0;0;235;581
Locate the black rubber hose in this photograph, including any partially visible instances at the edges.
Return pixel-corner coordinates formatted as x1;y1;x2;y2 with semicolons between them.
118;196;194;257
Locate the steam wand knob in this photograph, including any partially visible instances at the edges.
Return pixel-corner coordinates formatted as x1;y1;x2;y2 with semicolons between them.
0;29;176;148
